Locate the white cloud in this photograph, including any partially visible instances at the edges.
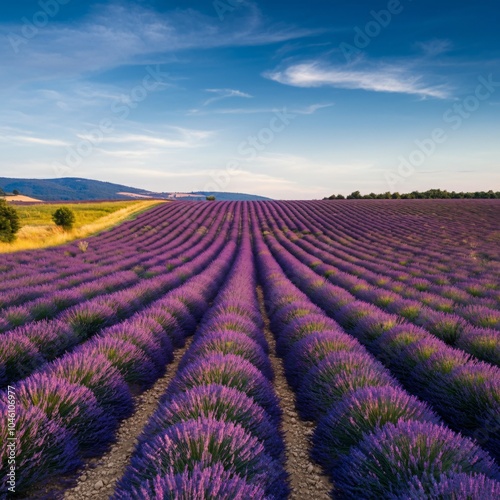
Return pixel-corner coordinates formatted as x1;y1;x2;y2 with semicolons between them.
187;103;333;116
415;39;453;57
203;88;253;106
0;134;69;147
265;61;450;99
0;3;319;80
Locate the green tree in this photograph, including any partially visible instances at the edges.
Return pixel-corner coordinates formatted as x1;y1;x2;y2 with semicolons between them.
52;207;76;230
0;199;21;242
347;190;362;199
12;189;20;195
206;195;216;201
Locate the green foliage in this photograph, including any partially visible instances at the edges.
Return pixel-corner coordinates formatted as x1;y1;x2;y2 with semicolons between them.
206;195;216;201
52;207;76;230
326;189;500;200
12;189;20;195
0;198;21;242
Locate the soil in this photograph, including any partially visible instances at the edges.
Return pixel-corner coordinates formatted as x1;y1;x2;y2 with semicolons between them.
257;286;332;499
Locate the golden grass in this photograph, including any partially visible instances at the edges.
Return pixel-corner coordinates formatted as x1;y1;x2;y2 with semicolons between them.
0;200;166;253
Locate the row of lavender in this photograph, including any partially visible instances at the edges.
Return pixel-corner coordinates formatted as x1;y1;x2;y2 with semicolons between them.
260;203;500;366
0;202;215;328
277;201;500;312
250;205;500;498
0;203;234;388
299;200;500;279
306;201;500;299
0;205;242;495
0;202;182;288
252;202;500;464
281;201;500;307
115;216;289;498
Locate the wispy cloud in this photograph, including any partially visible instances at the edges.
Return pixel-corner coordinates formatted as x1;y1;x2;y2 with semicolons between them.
415;39;453;57
78;127;214;150
0;134;69;147
265;61;450;99
0;3;319;81
188;103;333;116
203;88;253;106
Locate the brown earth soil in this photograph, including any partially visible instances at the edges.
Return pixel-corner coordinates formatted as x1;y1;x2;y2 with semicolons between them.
257;286;332;499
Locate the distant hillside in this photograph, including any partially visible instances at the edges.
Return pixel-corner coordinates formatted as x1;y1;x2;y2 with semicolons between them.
0;178;271;202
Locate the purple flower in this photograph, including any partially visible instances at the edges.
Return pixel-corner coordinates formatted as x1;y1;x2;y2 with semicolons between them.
0;404;81;493
140;384;285;460
16;373;116;455
457;326;500;365
297;351;397;420
269;300;322;332
82;337;158;389
60;302;117;340
200;313;268;352
284;331;364;389
165;354;281;423
335;421;499;499
20;319;80;361
403;472;500;499
276;313;341;357
312;386;440;472
0;333;45;387
179;332;274;381
352;312;403;346
461;305;500;330
105;322;174;373
117;418;289;498
141;306;188;347
114;463;269;500
47;352;133;420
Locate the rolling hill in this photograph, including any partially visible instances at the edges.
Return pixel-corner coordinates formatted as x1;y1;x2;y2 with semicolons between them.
0;177;271;202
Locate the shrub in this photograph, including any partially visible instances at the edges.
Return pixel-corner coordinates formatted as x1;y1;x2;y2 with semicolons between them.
114;463;267;500
47;352;133;420
179;332;273;380
335;421;499;498
82;337;158;388
0;404;80;493
140;384;285;460
312;386;440;471
0;333;45;387
52;206;76;230
165;354;281;423
17;373;116;455
117;418;288;498
284;331;363;389
0;198;20;242
297;351;396;420
404;472;500;499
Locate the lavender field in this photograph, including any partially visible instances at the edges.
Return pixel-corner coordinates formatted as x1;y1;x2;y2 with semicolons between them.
1;200;499;499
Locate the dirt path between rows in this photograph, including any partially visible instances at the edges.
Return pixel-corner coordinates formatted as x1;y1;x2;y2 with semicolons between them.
256;287;332;499
63;338;193;500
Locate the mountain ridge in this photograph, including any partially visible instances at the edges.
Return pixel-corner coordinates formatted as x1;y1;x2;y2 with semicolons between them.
0;177;272;202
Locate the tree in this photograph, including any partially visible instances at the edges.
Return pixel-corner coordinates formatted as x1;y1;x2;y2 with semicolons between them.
347;190;362;199
206;195;216;201
52;207;76;230
0;199;21;242
12;189;20;195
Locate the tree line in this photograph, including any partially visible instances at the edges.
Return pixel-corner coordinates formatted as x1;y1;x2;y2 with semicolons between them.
325;189;500;200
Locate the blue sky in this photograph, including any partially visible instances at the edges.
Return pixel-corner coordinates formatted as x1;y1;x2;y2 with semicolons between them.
0;0;499;199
